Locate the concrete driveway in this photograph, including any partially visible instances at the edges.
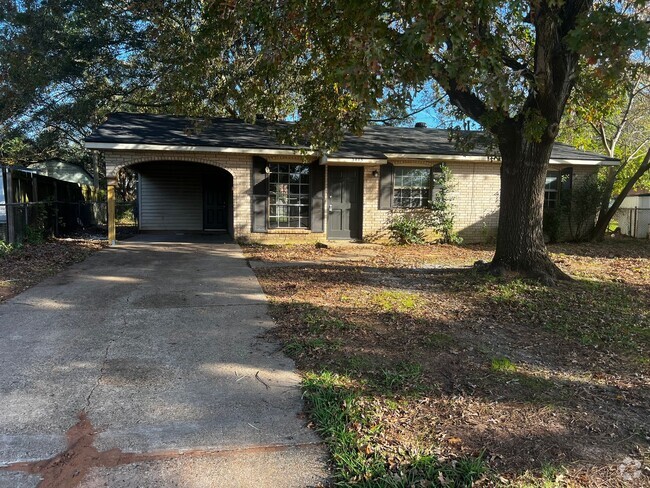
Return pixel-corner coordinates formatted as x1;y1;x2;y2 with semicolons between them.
0;235;328;487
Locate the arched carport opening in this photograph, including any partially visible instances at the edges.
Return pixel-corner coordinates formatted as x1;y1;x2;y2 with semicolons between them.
113;160;234;238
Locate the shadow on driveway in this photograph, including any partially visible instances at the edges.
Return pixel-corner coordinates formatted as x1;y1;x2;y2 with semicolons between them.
0;235;328;487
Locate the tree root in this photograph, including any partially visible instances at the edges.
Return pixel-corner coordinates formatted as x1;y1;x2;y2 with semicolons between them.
474;256;572;286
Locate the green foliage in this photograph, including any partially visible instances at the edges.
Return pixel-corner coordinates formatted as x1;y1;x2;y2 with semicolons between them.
24;204;49;245
523;109;549;143
560;59;650;235
387;214;427;245
567;174;603;240
388;165;462;245
543;209;563;244
0;240;15;257
481;277;648;354
491;357;517;373
373;290;418;312
302;371;489;486
3;0;648;268
379;362;423;391
24;226;45;245
543;173;603;242
430;166;462;244
304;308;353;332
0;137;30;166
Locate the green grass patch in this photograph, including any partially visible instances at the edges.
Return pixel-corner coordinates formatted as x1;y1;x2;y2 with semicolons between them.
515;374;556;394
479;277;649;354
303;371;489;487
372;290;419;312
516;463;568;487
283;337;341;356
344;355;374;375
491;357;517;373
379;362;423;391
304;307;354;332
484;278;538;305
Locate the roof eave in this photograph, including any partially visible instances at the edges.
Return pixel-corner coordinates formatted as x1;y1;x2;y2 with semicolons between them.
85;142;619;167
84;141;312;157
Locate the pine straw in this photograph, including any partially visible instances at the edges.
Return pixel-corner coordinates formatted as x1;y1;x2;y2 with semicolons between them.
245;237;650;487
0;238;106;303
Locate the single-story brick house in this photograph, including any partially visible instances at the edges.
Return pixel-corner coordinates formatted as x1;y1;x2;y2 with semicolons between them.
85;112;618;244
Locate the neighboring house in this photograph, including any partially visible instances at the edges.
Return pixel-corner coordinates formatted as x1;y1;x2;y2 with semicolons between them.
0;162;94;243
617;191;650;238
85;112;618;244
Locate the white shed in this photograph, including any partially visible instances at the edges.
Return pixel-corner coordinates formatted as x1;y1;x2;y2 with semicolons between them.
617;193;650;238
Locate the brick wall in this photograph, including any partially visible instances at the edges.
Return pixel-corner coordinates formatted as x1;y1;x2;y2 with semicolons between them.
361;162;598;244
361;162;502;243
102;150;328;242
102;150;598;244
103;150;254;237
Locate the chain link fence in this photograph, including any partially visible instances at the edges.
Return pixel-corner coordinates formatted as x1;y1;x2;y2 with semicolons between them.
612;207;650;239
0;201;138;244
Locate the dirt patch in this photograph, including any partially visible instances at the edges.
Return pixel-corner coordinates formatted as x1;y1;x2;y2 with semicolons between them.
244;239;650;486
4;412;119;488
0;238;105;303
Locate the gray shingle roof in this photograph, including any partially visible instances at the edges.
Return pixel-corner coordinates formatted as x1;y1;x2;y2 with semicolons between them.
86;112;617;162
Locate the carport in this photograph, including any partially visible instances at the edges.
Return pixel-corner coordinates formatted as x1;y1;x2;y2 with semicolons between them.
109;160;234;242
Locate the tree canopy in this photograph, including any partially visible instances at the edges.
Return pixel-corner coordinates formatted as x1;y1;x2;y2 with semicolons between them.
2;1;647;149
1;0;648;277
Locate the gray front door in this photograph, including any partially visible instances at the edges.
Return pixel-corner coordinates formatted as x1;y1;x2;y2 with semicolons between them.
328;167;361;239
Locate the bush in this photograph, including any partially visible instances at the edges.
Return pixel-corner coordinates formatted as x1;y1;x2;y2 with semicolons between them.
430;166;463;244
388;165;463;245
0;240;14;257
388;214;427;244
568;174;602;240
24;203;48;245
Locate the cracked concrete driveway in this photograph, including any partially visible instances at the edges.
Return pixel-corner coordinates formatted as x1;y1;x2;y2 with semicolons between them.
0;235;328;487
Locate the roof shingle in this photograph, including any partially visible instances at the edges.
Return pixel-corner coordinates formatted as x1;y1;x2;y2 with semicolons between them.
86;112;618;162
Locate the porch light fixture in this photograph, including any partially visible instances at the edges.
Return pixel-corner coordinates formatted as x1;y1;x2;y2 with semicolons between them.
372;170;379;177
264;165;271;174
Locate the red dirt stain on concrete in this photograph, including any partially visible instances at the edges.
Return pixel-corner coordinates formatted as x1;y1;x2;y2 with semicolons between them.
3;412;123;487
2;411;322;487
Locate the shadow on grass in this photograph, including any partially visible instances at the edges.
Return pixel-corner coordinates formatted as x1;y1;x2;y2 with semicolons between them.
259;262;649;483
302;370;489;487
548;238;650;259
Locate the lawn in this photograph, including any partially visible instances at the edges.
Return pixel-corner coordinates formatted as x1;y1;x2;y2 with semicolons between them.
0;238;106;303
244;238;650;487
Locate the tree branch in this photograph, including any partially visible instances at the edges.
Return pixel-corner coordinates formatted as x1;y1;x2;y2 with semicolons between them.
501;54;534;80
591;147;650;240
610;76;641;151
368;95;447;124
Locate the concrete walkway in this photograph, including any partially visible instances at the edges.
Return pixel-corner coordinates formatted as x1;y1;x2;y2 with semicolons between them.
0;235;328;487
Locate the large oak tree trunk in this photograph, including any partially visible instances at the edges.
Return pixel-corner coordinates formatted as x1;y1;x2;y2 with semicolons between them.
491;129;571;282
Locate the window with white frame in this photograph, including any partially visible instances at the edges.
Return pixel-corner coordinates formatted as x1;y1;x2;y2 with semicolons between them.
544;171;559;209
393;167;432;208
268;163;310;228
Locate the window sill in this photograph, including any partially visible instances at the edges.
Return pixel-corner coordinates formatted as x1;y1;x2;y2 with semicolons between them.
266;228;313;234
